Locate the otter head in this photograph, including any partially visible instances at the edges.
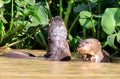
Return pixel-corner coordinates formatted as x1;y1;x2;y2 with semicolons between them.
77;38;102;62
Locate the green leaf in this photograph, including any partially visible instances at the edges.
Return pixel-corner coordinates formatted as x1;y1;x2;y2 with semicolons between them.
115;9;120;26
79;19;96;29
107;34;117;49
29;16;40;26
0;0;4;8
80;11;92;18
79;11;96;29
117;31;120;43
90;0;98;3
102;41;108;48
31;5;48;26
34;30;47;49
3;0;11;4
69;35;81;51
24;7;34;15
68;34;73;41
73;3;88;13
15;0;27;7
25;0;35;6
1;16;8;24
101;8;117;34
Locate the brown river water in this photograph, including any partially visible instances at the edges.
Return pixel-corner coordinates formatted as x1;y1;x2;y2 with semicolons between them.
0;49;120;79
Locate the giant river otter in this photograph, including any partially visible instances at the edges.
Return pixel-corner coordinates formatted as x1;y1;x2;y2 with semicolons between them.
1;16;71;61
44;16;71;61
77;38;111;63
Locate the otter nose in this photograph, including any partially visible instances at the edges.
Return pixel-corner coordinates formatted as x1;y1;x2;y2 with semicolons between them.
78;44;84;48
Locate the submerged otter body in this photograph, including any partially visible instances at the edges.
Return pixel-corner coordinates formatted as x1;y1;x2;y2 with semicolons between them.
44;16;71;61
1;51;45;60
1;51;35;59
1;16;71;61
77;38;111;63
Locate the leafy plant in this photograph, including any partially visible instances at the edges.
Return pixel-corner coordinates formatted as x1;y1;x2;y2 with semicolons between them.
0;0;48;49
101;8;120;49
0;0;120;57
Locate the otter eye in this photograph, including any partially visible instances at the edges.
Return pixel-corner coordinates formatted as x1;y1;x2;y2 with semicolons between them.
85;41;89;44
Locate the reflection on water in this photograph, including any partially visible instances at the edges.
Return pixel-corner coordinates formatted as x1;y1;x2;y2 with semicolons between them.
0;49;120;79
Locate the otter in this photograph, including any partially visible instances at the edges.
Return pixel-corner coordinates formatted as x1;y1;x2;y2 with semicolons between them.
1;51;45;60
77;38;111;63
1;16;71;61
44;16;71;61
1;51;36;59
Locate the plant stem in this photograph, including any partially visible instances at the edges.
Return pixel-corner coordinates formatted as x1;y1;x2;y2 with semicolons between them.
68;14;79;34
88;0;96;37
83;28;86;38
97;0;101;39
64;0;74;29
92;27;96;37
59;0;63;18
88;0;92;14
0;37;28;49
46;0;52;20
9;0;14;31
38;30;48;49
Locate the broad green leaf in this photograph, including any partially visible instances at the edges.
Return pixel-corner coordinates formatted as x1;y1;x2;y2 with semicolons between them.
115;9;120;26
79;19;96;29
118;0;120;5
117;31;120;43
29;16;40;26
102;41;108;48
101;8;116;34
0;0;4;8
116;22;120;26
73;2;97;13
25;0;35;6
24;7;34;15
3;0;11;4
31;5;48;26
90;0;97;3
80;11;92;18
15;0;27;7
68;34;73;41
107;34;117;49
79;11;96;29
1;16;8;24
73;3;88;13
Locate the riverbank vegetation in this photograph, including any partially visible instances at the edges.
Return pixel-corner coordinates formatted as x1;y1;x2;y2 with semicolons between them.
0;0;120;57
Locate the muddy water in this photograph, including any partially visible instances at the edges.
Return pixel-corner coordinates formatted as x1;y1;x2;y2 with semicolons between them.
0;49;120;79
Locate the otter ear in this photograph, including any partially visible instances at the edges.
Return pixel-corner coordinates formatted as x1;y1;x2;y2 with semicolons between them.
78;40;81;43
98;42;101;48
79;39;86;42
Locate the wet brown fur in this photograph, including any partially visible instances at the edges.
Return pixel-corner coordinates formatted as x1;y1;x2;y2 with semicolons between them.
77;38;111;63
44;16;71;61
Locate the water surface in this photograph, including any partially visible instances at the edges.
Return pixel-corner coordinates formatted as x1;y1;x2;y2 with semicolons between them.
0;49;120;79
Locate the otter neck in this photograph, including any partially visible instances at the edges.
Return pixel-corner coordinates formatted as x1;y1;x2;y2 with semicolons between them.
95;49;104;62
